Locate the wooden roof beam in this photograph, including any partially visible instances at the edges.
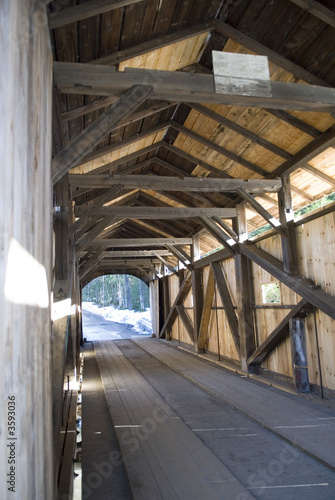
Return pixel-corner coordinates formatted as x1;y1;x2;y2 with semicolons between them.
80;122;169;165
288;0;335;29
74;206;237;219
88;238;193;248
89;142;165;176
156;255;179;277
91;22;212;65
212;19;333;87
52;85;151;184
53;63;335;111
69;174;282;192
189;103;291;159
101;250;172;258
271;124;335;177
49;0;145;29
162;143;233;179
236;188;287;237
266;109;322;138
171;121;268;177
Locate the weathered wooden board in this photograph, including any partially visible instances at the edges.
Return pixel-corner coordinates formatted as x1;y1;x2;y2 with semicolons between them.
0;2;54;500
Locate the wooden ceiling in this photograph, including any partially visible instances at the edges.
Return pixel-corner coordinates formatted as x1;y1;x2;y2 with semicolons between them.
49;0;335;281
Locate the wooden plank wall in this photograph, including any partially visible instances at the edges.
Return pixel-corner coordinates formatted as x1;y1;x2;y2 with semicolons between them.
169;211;335;392
0;2;54;499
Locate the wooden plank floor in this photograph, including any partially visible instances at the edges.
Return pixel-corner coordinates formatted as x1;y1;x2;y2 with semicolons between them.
95;339;255;500
133;338;335;472
82;342;132;500
89;338;335;500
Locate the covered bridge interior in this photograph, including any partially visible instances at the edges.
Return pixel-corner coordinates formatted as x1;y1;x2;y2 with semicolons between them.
1;0;335;499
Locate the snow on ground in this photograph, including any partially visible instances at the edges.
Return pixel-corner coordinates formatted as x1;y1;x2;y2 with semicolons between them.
82;302;152;335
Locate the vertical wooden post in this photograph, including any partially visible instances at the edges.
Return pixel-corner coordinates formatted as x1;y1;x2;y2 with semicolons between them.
54;178;69;281
162;276;170;339
192;269;203;349
278;173;298;274
233;203;256;372
0;2;54;498
289;317;310;392
149;280;160;337
192;235;203;350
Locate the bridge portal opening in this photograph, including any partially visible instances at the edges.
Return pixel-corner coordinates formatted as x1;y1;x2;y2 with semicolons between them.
82;275;152;340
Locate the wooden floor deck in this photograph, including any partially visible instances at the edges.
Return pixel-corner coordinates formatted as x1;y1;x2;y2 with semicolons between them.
82;338;335;500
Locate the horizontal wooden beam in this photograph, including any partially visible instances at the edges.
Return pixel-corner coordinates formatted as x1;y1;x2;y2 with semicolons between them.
99;259;162;266
54;63;335;111
69;174;281;192
88;237;193;247
75;207;237;219
49;0;145;29
101;250;171;257
92;22;212;65
247;299;308;366
288;0;335;28
52;85;151;184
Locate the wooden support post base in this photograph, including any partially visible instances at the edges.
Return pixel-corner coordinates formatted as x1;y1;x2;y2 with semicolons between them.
290;317;310;393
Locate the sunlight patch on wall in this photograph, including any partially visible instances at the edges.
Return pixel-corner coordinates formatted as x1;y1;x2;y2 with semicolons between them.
4;238;49;308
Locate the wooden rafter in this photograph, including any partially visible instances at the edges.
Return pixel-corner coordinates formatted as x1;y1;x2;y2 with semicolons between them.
236;188;287;237
288;0;335;28
75;216;116;254
189;103;291;159
91;22;212;65
166;245;193;271
212;19;332;87
163;143;232;179
52;85;151;184
79;122;169;165
171;122;268;177
156;255;179;277
49;0;145;29
271;125;335;177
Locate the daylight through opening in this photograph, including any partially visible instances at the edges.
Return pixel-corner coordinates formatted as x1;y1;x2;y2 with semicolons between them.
82;275;152;340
